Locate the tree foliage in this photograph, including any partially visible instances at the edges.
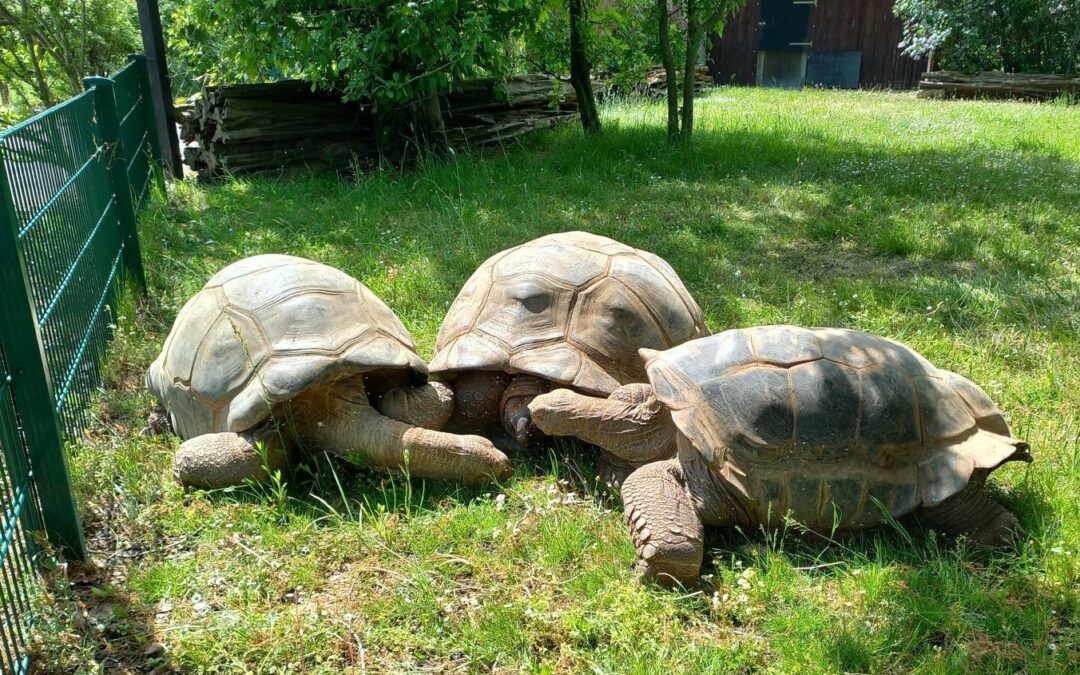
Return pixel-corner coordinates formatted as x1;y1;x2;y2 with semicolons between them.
0;0;138;108
895;0;1080;75
169;0;539;117
523;0;658;91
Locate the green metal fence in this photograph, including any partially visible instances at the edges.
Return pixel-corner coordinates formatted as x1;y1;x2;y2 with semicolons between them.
0;53;160;673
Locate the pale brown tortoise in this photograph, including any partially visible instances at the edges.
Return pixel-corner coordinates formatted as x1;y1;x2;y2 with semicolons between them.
529;326;1031;585
425;231;709;481
146;254;511;489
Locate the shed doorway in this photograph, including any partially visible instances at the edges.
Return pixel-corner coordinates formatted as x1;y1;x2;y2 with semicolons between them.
755;0;814;88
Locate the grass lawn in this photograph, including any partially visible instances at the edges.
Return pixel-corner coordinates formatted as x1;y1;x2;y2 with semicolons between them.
33;87;1079;673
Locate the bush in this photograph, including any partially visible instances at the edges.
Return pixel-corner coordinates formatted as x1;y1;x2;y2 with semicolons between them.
896;0;1080;75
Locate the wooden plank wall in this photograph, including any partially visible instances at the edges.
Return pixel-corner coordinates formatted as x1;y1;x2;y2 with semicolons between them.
708;0;928;88
811;0;927;88
709;0;761;85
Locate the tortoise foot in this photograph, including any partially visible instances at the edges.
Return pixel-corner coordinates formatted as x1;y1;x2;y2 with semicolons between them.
174;431;287;489
621;459;704;587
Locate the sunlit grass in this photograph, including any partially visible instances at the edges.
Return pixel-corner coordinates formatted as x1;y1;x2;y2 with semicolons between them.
32;87;1080;673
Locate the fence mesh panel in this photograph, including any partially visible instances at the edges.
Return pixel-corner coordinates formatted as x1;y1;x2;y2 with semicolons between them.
112;61;156;213
0;344;45;675
0;55;159;672
1;92;125;436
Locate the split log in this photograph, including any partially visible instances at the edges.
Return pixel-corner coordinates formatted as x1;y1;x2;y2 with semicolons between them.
595;65;713;100
181;75;579;177
918;71;1080;101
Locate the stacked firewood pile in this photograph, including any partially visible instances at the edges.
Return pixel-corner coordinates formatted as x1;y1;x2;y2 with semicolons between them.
918;71;1080;101
637;65;713;97
179;75;578;176
595;65;713;99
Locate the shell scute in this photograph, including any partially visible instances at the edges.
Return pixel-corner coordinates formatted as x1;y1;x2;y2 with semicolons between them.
190;310;266;409
749;326;823;365
757;478;788;525
789;478;825;526
570;277;665;378
857;366;921;449
648;330;754;409
607;255;699;346
258;290;372;355
476;274;575;350
914;375;977;443
699;366;793;452
863;481;898;526
944;371;1011;435
825;477;866;523
162;288;227;386
791;360;860;448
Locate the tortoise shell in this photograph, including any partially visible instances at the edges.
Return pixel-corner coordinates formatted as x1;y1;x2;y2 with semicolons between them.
146;254;426;440
644;326;1027;529
430;232;709;395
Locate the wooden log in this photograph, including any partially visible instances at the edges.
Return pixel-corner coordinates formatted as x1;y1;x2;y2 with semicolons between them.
181;74;579;177
918;71;1080;100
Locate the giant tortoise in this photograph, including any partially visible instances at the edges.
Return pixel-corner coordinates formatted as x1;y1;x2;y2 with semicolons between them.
146;254;511;488
424;231;709;477
529;326;1032;585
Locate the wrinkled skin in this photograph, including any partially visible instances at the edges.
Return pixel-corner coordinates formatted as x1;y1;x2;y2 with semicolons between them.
399;370;675;483
175;377;512;489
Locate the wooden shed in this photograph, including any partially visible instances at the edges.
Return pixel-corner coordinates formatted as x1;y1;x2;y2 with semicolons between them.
708;0;928;89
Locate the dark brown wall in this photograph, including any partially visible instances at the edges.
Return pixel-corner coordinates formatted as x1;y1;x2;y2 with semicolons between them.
710;0;761;85
708;0;928;88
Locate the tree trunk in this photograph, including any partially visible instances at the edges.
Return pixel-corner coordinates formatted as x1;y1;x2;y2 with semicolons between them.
420;79;448;156
681;0;702;140
569;0;601;136
657;0;679;142
22;35;56;106
1067;14;1080;76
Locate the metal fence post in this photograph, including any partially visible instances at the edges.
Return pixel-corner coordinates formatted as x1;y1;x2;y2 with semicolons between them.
135;0;183;179
128;52;166;194
85;77;148;293
0;145;87;562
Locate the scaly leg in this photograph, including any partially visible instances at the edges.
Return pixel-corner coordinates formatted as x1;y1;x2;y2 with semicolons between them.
621;458;705;587
920;479;1025;547
529;384;676;464
173;425;287;489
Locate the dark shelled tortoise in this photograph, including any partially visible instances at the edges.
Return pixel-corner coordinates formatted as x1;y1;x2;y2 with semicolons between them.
425;231;709;479
529;326;1032;585
146;254;511;489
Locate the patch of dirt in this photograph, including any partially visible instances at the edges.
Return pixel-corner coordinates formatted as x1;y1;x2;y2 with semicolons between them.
770;240;976;282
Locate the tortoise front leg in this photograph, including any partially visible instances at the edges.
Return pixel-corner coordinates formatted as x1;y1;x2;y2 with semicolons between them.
297;379;512;485
174;427;288;489
528;384;677;464
621;458;706;587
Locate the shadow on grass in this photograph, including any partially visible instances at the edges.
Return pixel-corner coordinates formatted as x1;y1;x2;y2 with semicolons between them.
147;120;1079;341
691;476;1066;671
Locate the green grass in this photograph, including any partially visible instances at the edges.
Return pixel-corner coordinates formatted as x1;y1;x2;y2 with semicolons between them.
32;87;1080;673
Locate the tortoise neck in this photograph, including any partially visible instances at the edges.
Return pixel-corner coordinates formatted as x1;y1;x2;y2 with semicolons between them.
676;435;739;527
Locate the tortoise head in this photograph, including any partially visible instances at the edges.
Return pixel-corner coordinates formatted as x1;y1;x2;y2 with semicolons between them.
430;232;709;397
